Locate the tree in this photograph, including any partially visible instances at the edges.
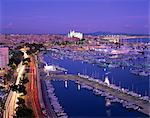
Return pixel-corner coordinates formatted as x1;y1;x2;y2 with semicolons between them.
0;86;5;89
18;84;26;93
11;84;27;95
10;84;18;92
11;63;17;70
4;73;11;81
15;105;34;118
19;77;29;84
16;97;25;106
8;50;24;66
23;58;31;63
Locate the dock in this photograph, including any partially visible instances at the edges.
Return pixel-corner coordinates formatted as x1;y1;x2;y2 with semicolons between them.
46;74;150;116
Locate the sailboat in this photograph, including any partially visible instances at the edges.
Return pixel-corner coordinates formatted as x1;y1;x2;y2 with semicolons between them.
104;76;110;86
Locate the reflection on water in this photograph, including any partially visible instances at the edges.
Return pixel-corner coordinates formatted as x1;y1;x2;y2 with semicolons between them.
106;109;111;117
44;53;149;96
50;80;147;118
105;99;111;107
64;80;81;90
77;84;81;90
64;80;68;88
121;38;150;43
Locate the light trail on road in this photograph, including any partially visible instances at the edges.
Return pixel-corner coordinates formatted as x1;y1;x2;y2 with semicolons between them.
3;50;27;118
4;64;25;118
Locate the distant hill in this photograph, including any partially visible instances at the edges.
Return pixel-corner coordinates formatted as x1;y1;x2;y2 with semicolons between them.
85;31;150;36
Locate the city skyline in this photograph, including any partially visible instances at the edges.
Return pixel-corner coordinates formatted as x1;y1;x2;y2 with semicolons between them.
1;0;149;34
0;2;150;116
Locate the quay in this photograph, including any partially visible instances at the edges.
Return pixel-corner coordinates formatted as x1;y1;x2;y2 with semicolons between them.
46;74;150;116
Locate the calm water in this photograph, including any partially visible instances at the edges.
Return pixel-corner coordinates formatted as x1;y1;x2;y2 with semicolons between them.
121;38;150;43
44;53;149;96
51;80;148;118
43;52;149;117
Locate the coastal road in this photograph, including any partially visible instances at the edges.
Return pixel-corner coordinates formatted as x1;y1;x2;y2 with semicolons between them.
26;56;44;118
3;48;29;118
3;63;25;118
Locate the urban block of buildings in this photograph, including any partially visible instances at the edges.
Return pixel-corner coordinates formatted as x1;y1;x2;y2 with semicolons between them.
0;47;9;70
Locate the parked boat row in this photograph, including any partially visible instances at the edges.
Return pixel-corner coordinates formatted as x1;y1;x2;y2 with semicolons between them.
45;80;68;118
47;43;150;77
80;80;142;111
45;71;150;116
55;66;68;72
54;78;144;112
130;69;150;76
77;73;150;103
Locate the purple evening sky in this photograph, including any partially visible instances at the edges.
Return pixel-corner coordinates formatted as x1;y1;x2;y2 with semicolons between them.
0;0;149;34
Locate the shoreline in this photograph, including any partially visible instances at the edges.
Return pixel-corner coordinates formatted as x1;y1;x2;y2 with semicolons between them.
46;74;150;116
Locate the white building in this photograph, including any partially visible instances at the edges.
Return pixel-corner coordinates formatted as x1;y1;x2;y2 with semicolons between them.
68;30;83;39
0;47;9;69
44;63;57;72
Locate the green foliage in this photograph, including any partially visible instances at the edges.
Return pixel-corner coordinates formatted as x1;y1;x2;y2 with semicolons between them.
19;77;29;85
15;104;34;118
8;50;24;66
0;86;5;89
4;72;12;81
25;43;44;54
16;97;25;106
22;61;29;65
10;84;27;95
22;58;31;65
17;84;26;94
23;58;31;63
11;84;18;92
76;38;86;45
11;63;17;70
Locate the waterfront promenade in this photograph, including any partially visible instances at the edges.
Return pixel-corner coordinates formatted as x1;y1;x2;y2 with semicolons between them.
37;55;57;118
41;80;57;118
46;74;150;116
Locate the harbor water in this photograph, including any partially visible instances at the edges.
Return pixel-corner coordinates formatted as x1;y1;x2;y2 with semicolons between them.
50;80;148;117
43;51;149;117
44;53;149;97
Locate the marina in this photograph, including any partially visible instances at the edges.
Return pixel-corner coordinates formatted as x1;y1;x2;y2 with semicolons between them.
41;79;68;118
45;80;68;118
47;39;150;78
50;80;149;117
43;52;150;97
0;1;150;117
39;37;150;117
44;73;150;116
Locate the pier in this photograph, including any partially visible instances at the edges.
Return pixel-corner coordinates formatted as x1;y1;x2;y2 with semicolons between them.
46;74;150;116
